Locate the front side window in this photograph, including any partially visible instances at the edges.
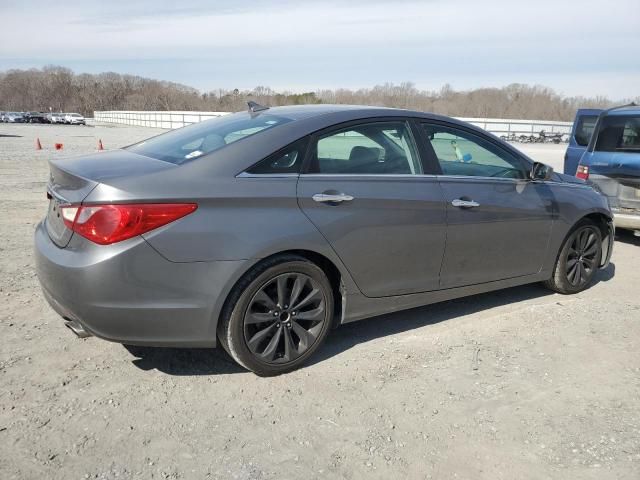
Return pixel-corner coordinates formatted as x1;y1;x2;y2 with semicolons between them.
595;115;640;153
421;123;527;179
307;122;421;174
127;112;292;164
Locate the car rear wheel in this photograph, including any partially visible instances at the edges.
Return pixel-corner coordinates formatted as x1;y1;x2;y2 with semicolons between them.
543;221;602;294
219;255;334;376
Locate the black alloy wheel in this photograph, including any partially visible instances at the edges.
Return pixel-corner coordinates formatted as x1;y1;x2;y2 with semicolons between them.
220;255;334;376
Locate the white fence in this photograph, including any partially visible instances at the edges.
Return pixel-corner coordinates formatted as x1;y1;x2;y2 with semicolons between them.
457;117;572;137
94;110;573;136
93;111;230;129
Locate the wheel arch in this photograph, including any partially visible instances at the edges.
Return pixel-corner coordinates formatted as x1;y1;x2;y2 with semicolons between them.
580;211;613;235
580;211;614;267
552;210;614;272
215;249;348;340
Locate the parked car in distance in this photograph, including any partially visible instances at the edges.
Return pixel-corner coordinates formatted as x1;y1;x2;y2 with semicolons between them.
24;111;47;123
564;108;602;175
64;113;86;125
36;104;614;375
46;112;64;124
576;104;640;234
4;112;25;123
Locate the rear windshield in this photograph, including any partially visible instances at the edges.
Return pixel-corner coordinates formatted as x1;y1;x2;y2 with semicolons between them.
595;115;640;153
574;115;598;146
126;112;292;164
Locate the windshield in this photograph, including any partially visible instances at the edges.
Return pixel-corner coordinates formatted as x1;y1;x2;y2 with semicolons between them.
126;112;292;164
595;115;640;153
574;114;598;146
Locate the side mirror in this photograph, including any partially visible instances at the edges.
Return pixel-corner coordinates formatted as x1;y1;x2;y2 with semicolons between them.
530;162;554;181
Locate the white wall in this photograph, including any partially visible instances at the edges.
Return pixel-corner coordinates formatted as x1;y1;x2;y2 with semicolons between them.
457;117;572;136
94;110;573;136
93;111;230;129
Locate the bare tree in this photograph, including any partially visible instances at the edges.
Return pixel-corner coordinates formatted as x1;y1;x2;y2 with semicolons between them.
0;66;636;120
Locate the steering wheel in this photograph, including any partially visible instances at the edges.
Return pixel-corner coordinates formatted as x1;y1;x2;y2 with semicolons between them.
490;167;519;178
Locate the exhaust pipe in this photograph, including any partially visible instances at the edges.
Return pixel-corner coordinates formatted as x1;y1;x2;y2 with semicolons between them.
64;319;92;338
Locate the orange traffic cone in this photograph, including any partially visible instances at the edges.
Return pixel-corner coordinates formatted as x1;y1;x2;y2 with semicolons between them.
54;143;63;151
97;139;104;151
36;138;42;150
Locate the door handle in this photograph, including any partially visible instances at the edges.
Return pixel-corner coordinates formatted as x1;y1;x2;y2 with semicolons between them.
451;198;480;208
312;193;354;203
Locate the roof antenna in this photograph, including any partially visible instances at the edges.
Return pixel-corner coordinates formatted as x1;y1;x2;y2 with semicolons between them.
247;101;269;113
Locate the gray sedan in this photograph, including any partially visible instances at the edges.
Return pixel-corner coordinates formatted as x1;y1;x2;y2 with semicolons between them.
35;104;614;375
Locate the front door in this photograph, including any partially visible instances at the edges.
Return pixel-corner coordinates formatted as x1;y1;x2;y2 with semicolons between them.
419;122;555;289
297;120;447;297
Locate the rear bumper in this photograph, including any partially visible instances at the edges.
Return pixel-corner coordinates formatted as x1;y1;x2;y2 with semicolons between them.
35;221;246;347
612;209;640;231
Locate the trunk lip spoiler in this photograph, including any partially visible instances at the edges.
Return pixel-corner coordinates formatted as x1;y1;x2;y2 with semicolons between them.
46;185;71;204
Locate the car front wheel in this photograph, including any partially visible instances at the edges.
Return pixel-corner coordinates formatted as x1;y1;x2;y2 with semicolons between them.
220;255;334;376
544;221;603;294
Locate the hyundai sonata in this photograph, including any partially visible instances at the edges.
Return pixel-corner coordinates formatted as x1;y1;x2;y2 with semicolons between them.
35;104;614;375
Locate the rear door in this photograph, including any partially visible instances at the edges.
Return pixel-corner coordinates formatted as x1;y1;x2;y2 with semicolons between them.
297;119;447;297
565;109;602;175
418;121;554;288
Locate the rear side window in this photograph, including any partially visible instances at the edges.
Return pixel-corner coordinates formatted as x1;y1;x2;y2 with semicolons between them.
574;115;598;146
595;115;640;153
307;121;421;174
126;112;292;164
246;138;309;174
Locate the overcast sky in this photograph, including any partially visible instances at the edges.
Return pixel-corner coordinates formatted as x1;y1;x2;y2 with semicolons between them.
1;0;638;98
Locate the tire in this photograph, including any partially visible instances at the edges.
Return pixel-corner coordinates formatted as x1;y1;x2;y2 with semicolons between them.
543;220;602;294
219;255;334;376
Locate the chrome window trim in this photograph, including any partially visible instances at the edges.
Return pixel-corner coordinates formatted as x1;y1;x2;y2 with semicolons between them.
236;171;579;188
236;172;300;178
436;174;526;183
299;173;437;179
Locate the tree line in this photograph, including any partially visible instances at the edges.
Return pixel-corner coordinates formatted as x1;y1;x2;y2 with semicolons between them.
0;66;635;121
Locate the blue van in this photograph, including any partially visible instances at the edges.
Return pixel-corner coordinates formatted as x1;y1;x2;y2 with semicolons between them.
564;108;602;176
577;105;640;233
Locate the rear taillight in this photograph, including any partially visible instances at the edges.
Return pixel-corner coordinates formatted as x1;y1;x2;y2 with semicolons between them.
59;203;197;245
576;165;589;180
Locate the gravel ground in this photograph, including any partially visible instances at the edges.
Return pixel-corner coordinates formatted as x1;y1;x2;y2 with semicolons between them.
1;122;639;480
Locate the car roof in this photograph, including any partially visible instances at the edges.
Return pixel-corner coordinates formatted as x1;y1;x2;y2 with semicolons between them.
605;105;640;117
264;104;452;122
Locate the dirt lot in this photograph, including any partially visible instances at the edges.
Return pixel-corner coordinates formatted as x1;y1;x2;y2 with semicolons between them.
1;123;639;480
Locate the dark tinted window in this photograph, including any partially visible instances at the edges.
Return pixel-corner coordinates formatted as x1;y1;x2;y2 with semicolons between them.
247;138;309;174
595;115;640;153
308;122;421;174
127;112;292;164
574;115;598;146
422;123;527;179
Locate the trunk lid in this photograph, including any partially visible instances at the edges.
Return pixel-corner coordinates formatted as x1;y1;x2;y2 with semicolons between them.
45;150;177;247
